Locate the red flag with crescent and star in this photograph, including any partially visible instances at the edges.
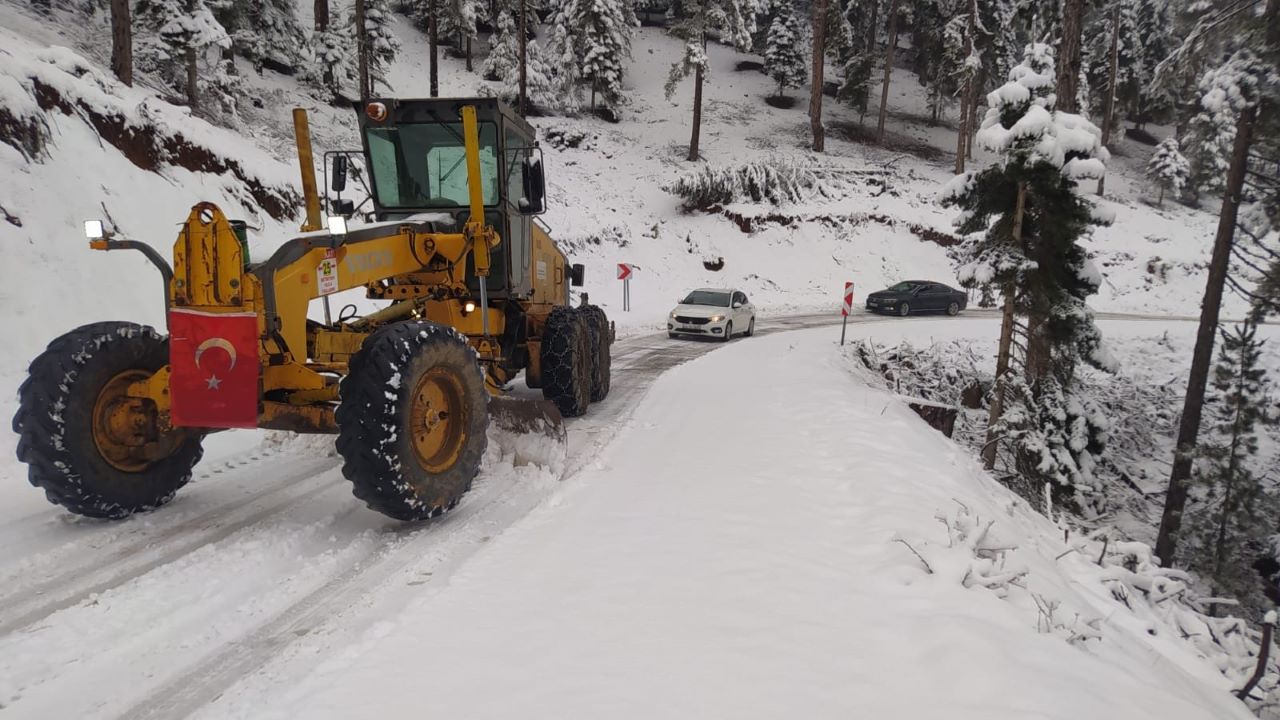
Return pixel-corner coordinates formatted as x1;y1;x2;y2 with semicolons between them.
168;309;260;429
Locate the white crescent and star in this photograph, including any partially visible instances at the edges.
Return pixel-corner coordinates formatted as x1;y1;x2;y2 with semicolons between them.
195;337;237;391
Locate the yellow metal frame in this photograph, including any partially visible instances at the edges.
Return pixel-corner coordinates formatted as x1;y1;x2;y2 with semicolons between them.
97;104;524;434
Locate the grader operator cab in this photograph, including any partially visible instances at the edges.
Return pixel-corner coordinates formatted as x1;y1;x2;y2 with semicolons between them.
12;98;612;522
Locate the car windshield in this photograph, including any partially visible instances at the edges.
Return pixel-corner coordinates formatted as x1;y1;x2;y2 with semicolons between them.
887;282;922;293
681;291;731;307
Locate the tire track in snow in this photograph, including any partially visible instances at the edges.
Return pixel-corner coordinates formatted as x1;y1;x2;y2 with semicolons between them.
0;454;341;637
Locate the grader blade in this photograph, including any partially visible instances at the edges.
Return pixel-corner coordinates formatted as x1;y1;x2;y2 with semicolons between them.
487;396;567;445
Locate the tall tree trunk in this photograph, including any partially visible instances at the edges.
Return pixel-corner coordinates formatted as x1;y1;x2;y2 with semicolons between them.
518;0;528;116
184;0;199;108
1056;0;1084;113
315;0;332;92
466;35;473;72
429;0;439;97
688;34;705;162
186;46;199;109
1157;186;1164;207
809;0;827;152
1155;0;1275;565
356;0;370;99
982;184;1026;470
967;67;982;159
110;0;133;86
954;0;975;174
876;0;900;143
1096;6;1119;196
861;0;879;121
1155;104;1259;565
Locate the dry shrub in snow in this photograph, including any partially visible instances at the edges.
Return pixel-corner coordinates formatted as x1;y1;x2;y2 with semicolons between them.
900;505;1279;710
665;156;852;210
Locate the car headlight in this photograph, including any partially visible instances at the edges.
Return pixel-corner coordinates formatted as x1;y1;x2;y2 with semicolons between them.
670;311;677;318
709;315;724;322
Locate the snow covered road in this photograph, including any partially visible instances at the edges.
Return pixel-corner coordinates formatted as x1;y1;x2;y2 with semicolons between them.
0;311;865;719
0;312;1253;719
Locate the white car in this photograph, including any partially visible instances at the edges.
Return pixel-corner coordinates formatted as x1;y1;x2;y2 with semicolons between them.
667;288;756;341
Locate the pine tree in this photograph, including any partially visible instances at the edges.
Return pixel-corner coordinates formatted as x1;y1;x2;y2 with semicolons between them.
1184;321;1278;612
1146;136;1189;207
216;0;306;73
764;0;807;98
575;0;634;111
825;0;876;116
940;43;1113;500
1151;0;1278;565
665;0;755;160
310;11;358;99
1185;59;1257;198
361;0;401;93
136;0;232;111
912;0;963;125
483;8;519;81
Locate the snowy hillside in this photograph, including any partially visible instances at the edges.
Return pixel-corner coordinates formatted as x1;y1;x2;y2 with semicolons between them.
0;0;1237;470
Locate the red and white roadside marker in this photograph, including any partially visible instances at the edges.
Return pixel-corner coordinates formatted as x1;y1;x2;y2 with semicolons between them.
841;281;854;345
618;263;637;311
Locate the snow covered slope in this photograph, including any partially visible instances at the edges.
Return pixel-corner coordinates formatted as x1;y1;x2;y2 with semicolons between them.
188;324;1254;720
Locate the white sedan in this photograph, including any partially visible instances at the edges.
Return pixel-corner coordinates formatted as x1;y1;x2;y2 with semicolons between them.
667;288;756;341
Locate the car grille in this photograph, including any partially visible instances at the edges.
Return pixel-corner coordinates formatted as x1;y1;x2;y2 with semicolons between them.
675;316;710;325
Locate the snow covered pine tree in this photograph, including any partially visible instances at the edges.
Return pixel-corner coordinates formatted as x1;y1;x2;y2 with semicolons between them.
135;0;232;113
940;43;1114;509
1185;321;1279;615
572;0;635;112
763;0;806;100
1146;136;1189;207
664;0;755;160
362;0;401;93
482;7;574;113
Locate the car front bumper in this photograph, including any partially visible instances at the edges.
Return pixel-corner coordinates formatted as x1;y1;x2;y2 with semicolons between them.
864;300;898;313
668;317;729;336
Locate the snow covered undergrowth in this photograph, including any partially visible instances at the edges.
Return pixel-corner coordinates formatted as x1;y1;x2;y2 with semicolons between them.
848;318;1280;540
194;325;1253;720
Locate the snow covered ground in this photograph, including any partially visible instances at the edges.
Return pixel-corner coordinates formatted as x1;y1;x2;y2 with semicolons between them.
1;1;1274;716
0;315;1268;719
179;323;1250;720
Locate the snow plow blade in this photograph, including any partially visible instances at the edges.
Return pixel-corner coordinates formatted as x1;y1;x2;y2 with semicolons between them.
488;396;567;445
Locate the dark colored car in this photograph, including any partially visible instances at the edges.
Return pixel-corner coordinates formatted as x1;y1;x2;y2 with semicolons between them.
864;281;968;317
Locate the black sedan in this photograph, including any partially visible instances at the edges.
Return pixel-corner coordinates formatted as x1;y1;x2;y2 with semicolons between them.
864;281;968;316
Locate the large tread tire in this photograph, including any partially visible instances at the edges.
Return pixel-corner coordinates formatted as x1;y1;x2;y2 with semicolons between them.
580;305;612;402
336;322;488;521
540;307;592;417
12;322;204;519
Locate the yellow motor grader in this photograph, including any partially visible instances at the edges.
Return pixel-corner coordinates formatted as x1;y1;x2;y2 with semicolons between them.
12;98;611;521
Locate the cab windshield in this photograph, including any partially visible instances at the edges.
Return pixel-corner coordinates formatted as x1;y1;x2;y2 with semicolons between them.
365;122;500;209
681;291;730;307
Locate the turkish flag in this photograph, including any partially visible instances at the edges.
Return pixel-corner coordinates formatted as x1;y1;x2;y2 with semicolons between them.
169;309;260;429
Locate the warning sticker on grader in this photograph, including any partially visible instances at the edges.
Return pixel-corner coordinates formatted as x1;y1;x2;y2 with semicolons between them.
317;255;339;295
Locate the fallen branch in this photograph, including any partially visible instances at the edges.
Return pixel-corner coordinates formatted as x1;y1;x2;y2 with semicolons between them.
894;538;934;574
